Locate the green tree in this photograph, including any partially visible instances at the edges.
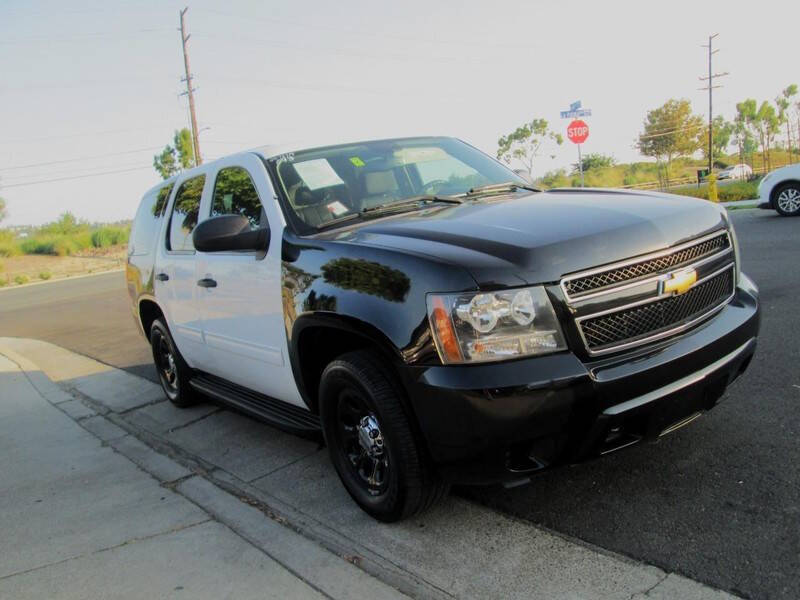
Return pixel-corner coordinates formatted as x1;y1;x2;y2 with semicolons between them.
152;128;195;180
173;128;195;170
574;153;615;174
637;99;703;187
43;212;83;235
0;197;7;223
776;84;797;163
497;119;563;178
735;99;759;166
703;116;733;164
153;145;179;180
732;112;757;166
756;101;779;170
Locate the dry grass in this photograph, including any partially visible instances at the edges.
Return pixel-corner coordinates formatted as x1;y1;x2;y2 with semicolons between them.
0;245;126;287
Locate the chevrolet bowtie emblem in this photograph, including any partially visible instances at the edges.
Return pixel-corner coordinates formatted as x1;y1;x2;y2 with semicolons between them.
660;269;697;296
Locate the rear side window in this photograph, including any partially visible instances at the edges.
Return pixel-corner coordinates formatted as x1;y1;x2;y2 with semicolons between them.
130;183;172;255
210;167;264;229
168;175;205;252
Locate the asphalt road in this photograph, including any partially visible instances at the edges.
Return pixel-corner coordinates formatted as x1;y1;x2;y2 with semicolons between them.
0;209;797;599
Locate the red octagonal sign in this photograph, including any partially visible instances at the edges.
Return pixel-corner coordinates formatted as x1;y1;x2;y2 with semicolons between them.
567;119;589;144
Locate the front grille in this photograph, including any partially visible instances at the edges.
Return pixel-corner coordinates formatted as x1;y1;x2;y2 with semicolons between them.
564;233;730;297
579;267;734;351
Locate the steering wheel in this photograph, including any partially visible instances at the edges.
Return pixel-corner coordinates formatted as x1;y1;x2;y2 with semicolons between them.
420;179;448;194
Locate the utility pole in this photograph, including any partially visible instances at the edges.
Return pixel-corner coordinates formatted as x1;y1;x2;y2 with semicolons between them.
179;7;201;166
699;34;728;173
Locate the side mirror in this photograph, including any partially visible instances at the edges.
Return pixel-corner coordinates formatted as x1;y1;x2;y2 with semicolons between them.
513;169;535;186
193;214;270;253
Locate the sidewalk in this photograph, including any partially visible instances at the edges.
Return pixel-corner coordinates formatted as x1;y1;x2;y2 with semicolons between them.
0;337;738;599
0;351;405;599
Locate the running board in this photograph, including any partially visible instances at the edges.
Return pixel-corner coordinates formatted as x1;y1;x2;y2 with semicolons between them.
189;373;321;434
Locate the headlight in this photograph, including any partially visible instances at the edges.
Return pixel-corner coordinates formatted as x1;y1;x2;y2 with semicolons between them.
427;286;567;364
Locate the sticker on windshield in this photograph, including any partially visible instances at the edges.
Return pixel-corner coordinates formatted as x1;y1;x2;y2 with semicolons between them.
349;156;365;167
326;201;348;216
294;159;345;190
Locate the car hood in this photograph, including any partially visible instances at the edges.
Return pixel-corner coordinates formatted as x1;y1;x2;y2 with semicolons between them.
319;189;729;288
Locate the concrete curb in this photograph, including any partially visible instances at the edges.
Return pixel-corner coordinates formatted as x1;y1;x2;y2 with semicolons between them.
0;337;741;600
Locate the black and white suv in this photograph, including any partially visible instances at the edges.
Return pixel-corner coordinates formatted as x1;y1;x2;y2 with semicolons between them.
128;136;759;521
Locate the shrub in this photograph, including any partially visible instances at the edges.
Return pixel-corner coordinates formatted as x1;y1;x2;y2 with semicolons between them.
14;274;29;285
39;270;52;280
0;231;18;257
91;226;130;248
0;278;7;287
19;236;56;255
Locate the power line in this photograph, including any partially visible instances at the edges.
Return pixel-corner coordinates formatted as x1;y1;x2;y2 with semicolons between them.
0;28;173;45
0;146;163;171
0;166;153;189
0;125;177;145
203;8;549;52
638;123;707;141
1;159;155;182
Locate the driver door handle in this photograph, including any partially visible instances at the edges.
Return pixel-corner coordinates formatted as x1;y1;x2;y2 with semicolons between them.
197;278;217;288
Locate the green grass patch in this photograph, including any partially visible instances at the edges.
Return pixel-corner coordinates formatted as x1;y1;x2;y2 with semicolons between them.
14;274;29;285
39;270;52;280
670;180;760;202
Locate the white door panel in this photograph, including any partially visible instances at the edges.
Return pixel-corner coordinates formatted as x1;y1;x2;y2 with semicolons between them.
195;156;303;407
155;171;213;371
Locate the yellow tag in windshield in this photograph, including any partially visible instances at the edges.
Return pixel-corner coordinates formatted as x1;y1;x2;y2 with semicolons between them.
349;156;365;167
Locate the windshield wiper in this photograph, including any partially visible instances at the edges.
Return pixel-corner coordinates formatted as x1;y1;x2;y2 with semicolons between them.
466;181;541;196
314;195;462;231
360;194;463;216
315;212;363;231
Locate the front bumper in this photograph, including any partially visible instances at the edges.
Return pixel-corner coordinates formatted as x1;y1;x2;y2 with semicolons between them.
400;277;760;485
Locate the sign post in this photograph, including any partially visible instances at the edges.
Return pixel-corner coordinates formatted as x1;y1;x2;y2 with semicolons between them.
566;119;589;187
561;101;592;188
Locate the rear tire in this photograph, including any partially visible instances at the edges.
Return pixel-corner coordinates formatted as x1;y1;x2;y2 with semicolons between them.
319;350;449;522
150;318;197;407
774;182;800;216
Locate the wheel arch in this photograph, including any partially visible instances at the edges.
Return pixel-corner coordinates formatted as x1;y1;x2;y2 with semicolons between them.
138;296;167;338
770;179;800;207
290;314;405;414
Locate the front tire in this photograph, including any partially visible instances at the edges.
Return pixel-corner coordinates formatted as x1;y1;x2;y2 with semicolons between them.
149;318;197;407
774;182;800;216
319;351;449;522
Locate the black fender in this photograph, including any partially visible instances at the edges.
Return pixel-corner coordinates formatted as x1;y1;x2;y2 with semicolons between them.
280;231;477;410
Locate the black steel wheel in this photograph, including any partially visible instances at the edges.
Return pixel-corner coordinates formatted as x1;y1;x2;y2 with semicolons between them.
319;350;449;522
335;389;391;497
149;318;197;407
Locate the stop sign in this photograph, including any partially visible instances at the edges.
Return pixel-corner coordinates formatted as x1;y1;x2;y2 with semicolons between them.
567;119;589;144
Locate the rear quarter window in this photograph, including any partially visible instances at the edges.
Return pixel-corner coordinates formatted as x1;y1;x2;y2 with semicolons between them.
130;183;173;256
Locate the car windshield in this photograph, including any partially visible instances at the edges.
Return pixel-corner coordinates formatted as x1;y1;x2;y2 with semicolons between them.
267;137;526;232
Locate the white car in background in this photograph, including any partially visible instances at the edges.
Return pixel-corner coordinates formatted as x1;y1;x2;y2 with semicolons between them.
717;164;753;181
758;164;800;216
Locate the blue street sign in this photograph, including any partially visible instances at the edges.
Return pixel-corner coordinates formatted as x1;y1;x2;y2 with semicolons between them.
560;109;592;119
569;100;582;111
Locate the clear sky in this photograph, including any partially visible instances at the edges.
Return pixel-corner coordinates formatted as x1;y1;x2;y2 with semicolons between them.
1;0;796;226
